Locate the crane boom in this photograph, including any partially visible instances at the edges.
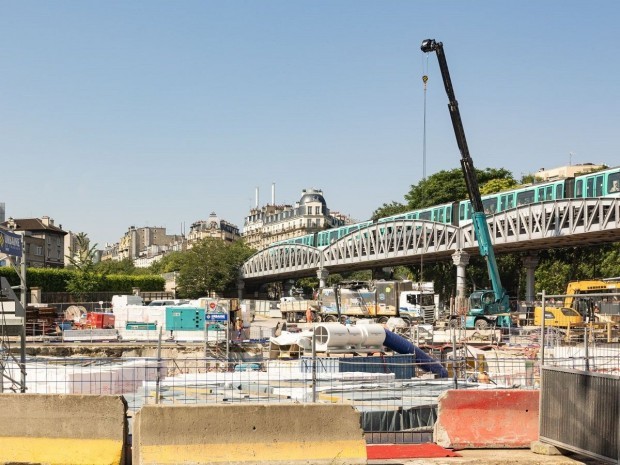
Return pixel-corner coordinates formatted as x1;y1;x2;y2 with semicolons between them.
421;39;509;318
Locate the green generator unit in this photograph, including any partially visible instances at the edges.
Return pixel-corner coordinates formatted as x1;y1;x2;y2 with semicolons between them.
165;307;205;331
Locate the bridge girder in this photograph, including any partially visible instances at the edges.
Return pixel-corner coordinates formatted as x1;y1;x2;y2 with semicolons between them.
241;198;620;285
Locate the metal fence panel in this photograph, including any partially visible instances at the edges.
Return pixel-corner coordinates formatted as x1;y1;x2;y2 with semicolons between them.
541;366;619;463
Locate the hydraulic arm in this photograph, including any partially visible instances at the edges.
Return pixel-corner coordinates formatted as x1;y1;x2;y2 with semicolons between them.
421;39;509;312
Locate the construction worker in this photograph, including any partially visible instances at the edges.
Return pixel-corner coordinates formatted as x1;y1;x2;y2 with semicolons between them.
235;317;243;340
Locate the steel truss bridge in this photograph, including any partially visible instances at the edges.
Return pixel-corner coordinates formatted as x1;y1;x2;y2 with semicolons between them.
241;198;620;284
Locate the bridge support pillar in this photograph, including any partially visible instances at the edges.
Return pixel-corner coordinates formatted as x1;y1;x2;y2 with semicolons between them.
452;251;470;314
282;279;296;297
317;268;329;288
236;277;245;300
522;254;539;305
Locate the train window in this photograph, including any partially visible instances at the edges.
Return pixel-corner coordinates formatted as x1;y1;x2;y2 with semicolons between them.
446;205;452;222
516;190;534;206
436;209;445;223
459;203;466;221
556;184;563;199
482;198;496;214
419;210;431;220
537;187;545;201
586;178;594;197
608;172;620;193
595;175;603;196
546;186;553;200
575;180;583;197
506;195;514;209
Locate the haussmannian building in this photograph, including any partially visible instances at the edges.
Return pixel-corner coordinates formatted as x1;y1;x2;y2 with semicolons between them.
186;212;240;248
242;188;346;251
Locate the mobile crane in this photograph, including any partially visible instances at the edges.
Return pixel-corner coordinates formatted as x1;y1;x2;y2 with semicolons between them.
421;39;511;330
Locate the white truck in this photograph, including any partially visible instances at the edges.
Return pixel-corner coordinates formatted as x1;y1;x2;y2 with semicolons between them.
317;280;438;325
374;280;437;324
279;296;317;323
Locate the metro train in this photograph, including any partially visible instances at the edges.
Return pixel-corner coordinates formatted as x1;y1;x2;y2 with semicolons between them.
269;166;620;249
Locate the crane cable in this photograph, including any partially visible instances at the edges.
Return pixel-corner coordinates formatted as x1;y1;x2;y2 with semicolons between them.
420;54;429;282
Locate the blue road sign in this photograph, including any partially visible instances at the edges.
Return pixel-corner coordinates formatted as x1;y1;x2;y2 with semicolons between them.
0;230;22;257
205;312;228;321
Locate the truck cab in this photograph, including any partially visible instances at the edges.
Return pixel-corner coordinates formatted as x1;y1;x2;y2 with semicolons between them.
399;291;436;323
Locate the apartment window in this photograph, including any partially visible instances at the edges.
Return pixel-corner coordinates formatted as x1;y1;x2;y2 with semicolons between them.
315;206;321;215
307;206;312;215
36;246;43;256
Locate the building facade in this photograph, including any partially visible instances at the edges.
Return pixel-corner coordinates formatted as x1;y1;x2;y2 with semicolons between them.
242;188;346;251
187;212;241;247
1;216;67;268
535;163;606;181
101;212;240;267
101;226;185;265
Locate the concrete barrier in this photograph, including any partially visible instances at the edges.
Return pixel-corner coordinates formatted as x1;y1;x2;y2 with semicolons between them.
0;394;127;465
133;403;367;465
434;389;539;449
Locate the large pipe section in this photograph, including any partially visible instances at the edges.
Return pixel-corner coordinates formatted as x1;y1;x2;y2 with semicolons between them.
383;329;448;378
312;323;447;378
314;323;385;352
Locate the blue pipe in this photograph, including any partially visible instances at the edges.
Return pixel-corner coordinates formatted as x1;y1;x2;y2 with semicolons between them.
383;329;448;378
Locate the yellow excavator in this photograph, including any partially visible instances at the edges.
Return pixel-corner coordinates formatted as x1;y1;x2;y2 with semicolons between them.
534;279;620;327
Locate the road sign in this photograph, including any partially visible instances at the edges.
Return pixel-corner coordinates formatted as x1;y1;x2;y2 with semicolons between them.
209;302;216;309
0;229;21;257
205;312;227;321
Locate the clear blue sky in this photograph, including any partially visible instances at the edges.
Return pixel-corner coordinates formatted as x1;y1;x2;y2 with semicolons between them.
1;1;618;248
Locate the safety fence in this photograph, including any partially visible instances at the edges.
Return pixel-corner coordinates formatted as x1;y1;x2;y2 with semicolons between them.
0;351;540;444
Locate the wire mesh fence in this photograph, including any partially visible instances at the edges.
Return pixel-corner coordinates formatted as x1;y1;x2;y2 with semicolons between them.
0;350;541;436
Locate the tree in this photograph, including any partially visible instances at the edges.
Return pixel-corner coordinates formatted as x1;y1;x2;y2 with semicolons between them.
94;258;136;275
479;178;518;195
66;232;97;269
371;201;408;221
148;251;188;274
65;232;100;301
176;239;254;298
404;167;515;209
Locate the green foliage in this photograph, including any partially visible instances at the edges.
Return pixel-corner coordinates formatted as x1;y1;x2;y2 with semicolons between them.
404;167;515;209
0;267;20;287
0;266;163;294
93;258;136;275
534;261;573;295
177;238;254;298
520;174;536;184
101;274;165;292
65;271;101;301
479;178;518;195
148;251;188;274
65;232;99;300
66;232;98;270
28;268;74;291
371;201;408;221
599;244;620;278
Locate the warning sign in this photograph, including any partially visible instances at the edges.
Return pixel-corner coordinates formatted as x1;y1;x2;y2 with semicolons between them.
209;302;216;309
